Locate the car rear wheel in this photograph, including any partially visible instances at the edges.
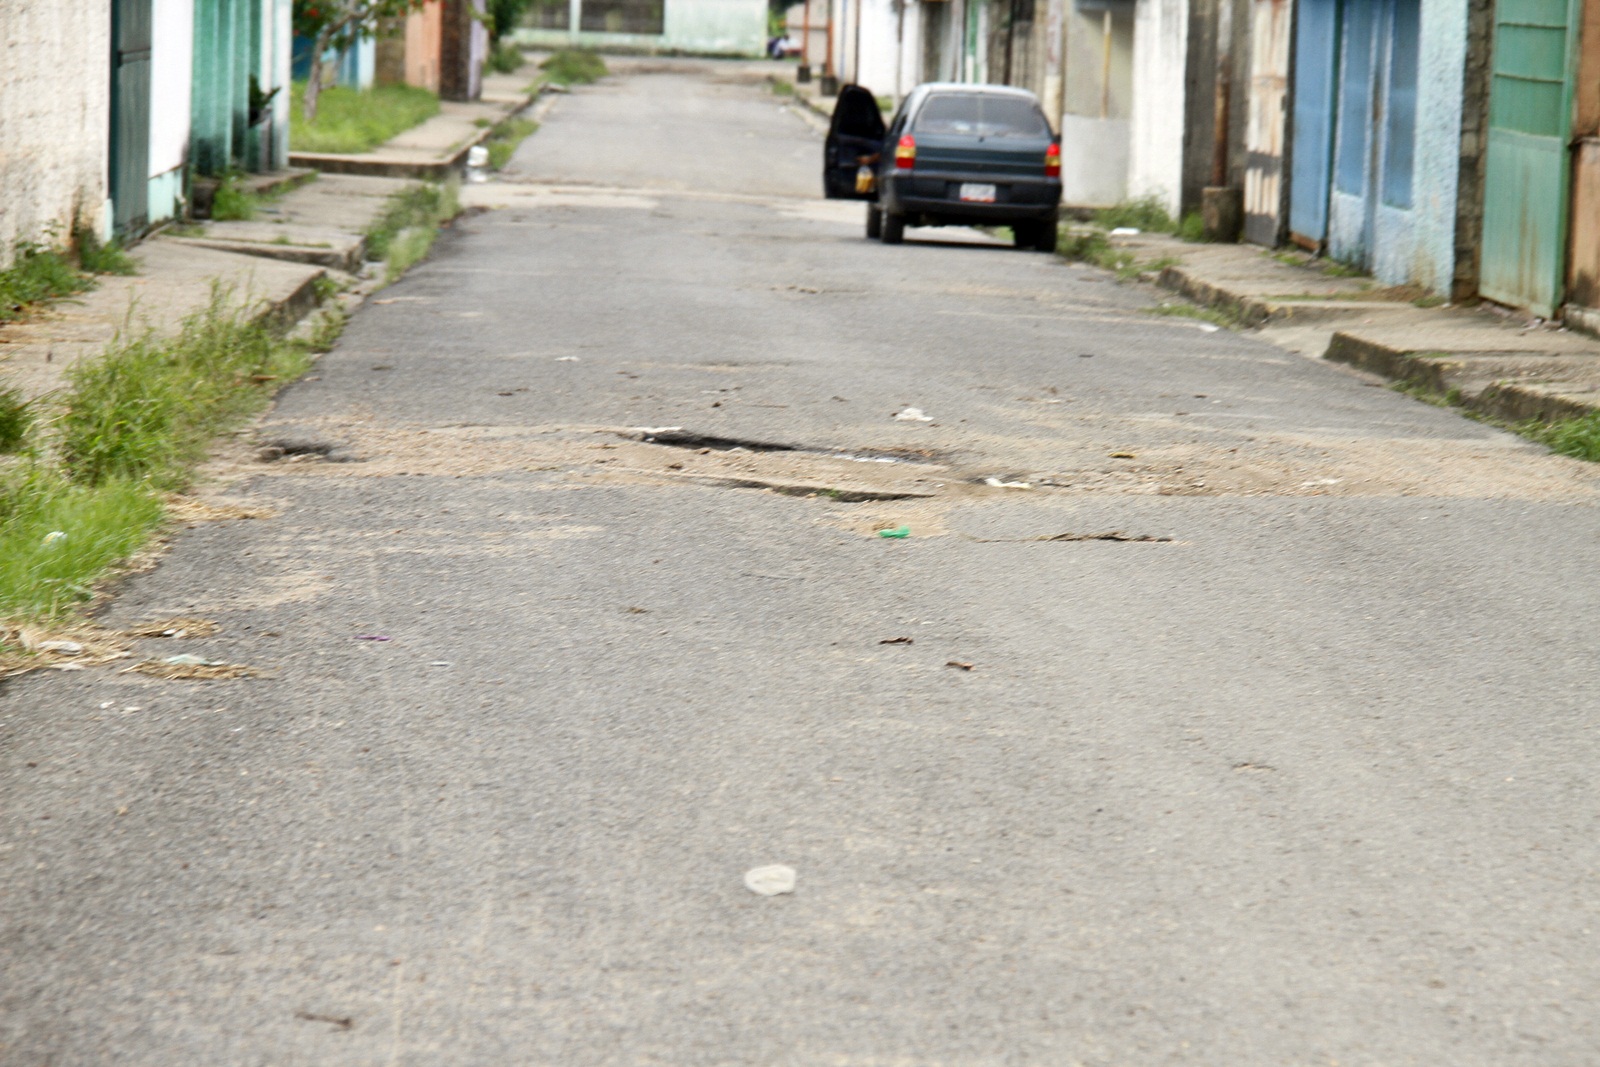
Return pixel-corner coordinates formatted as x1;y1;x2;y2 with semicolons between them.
866;205;882;240
1034;222;1058;254
881;212;905;245
1011;223;1036;249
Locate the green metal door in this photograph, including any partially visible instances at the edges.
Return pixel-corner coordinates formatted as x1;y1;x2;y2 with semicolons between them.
110;0;153;235
1480;0;1580;316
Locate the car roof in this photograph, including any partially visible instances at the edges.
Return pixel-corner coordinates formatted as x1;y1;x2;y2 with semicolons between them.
910;82;1042;102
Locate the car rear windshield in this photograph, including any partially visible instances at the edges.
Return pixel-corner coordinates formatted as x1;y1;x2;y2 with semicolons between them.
912;94;1050;137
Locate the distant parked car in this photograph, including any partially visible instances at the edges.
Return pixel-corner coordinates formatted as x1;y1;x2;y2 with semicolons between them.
824;83;1062;251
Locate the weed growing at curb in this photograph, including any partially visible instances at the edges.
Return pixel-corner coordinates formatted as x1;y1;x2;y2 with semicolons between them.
487;40;526;74
486;117;540;170
0;287;326;623
770;77;795;96
0;387;36;453
0;468;166;619
1522;412;1600;462
365;181;461;282
1177;212;1208;242
60;290;313;489
540;49;607;86
1146;301;1242;329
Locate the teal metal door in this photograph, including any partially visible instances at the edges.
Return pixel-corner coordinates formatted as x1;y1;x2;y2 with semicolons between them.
1480;0;1580;316
111;0;153;235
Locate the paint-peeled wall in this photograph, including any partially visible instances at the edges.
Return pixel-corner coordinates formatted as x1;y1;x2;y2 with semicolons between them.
150;0;195;224
0;6;112;261
1400;0;1468;294
1128;0;1187;214
847;0;923;99
1059;4;1133;208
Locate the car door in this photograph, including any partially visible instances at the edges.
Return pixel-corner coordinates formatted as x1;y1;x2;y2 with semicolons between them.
823;84;886;199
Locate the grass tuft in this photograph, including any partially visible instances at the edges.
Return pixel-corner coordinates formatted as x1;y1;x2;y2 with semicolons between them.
75;229;138;275
487;40;527;73
1524;412;1600;462
0;243;92;324
59;289;312;490
365;181;460;281
0;387;36;453
1093;197;1176;234
1177;212;1208;243
485;117;539;169
540;49;607;85
0;467;166;619
211;175;258;221
290;82;441;154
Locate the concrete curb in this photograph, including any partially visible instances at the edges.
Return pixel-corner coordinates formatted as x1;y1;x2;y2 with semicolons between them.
1325;331;1600;424
251;267;330;337
1157;266;1274;327
166;236;365;273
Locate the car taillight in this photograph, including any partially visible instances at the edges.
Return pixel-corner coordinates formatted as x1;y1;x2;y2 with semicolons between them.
895;135;916;170
1045;143;1061;178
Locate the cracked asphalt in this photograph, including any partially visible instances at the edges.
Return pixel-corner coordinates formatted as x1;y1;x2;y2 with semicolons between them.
5;58;1600;1066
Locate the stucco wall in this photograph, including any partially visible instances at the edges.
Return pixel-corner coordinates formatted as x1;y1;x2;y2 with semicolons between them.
1059;5;1133;208
1404;0;1469;295
0;6;112;262
848;0;922;98
1128;0;1187;214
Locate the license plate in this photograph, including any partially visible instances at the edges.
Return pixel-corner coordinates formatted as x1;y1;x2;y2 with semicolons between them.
959;183;997;203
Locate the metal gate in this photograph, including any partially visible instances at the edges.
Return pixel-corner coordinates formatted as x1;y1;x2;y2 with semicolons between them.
1479;0;1580;316
1288;0;1338;248
110;0;153;237
1243;0;1292;246
1323;0;1419;274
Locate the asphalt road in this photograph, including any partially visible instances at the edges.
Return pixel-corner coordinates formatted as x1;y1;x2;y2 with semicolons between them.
6;59;1600;1066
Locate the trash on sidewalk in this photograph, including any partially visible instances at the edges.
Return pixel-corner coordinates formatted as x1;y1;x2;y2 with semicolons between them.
466;145;490;183
744;864;797;896
877;526;911;539
36;640;84;656
354;634;392;642
984;477;1033;490
122;617;220;639
946;660;974;671
1108;451;1136;459
42;531;67;547
1196;323;1221;333
879;636;913;645
554;356;580;362
163;653;220;666
126;659;262;680
1109;227;1140;236
893;407;934;422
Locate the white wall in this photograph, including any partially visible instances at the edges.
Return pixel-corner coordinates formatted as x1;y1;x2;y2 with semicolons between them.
0;5;112;259
1127;0;1187;214
845;0;921;98
147;0;194;224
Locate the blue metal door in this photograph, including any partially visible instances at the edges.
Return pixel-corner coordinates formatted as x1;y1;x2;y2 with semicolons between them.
1288;0;1338;247
1321;0;1419;275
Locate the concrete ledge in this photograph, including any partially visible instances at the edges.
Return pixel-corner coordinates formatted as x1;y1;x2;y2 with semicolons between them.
251;267;328;337
1327;331;1600;423
1157;266;1273;326
167;235;365;273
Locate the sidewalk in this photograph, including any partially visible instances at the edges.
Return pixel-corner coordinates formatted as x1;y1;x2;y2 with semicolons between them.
1;75;544;402
1107;228;1600;424
786;72;1600;426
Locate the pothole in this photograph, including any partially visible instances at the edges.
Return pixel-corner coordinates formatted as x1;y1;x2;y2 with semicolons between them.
631;429;798;453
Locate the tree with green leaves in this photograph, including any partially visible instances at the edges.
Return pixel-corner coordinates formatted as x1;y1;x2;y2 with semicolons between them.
294;0;429;122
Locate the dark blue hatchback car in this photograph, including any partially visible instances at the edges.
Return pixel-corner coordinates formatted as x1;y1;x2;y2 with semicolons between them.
825;83;1062;251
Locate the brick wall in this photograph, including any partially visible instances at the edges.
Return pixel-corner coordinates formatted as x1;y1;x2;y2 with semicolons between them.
0;6;112;266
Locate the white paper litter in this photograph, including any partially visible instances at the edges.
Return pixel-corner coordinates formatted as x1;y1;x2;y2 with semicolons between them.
744;864;797;896
893;407;934;422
